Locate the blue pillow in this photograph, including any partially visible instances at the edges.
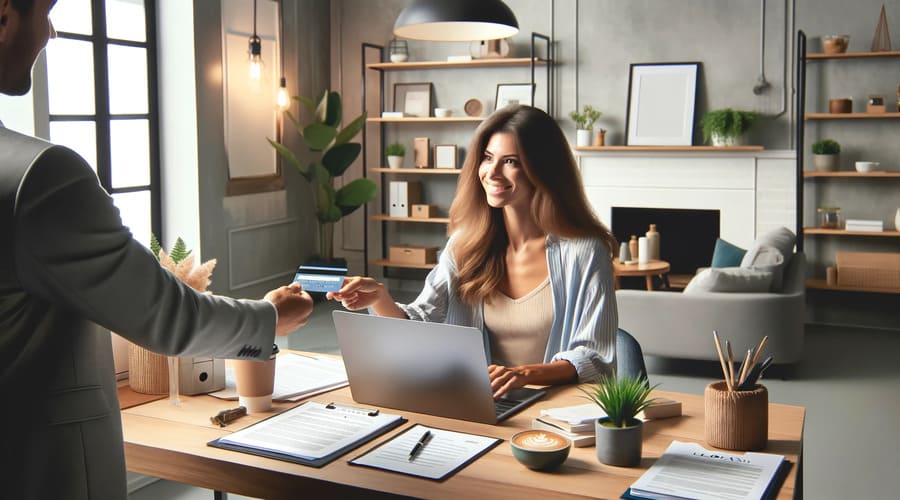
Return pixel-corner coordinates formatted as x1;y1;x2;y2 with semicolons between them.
711;238;747;268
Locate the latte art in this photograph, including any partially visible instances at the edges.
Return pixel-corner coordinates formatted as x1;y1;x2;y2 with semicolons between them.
512;430;568;450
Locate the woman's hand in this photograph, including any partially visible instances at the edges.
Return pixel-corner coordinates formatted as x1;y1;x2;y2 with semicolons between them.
488;360;578;399
327;276;407;318
488;364;528;399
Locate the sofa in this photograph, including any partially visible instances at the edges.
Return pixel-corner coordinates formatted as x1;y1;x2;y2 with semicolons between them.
616;240;805;366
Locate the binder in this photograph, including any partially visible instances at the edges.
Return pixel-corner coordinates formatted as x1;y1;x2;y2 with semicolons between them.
208;401;405;468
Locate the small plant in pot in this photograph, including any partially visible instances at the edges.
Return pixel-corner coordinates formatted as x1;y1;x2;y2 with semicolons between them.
385;142;405;169
701;108;758;146
569;104;602;147
581;373;658;466
811;138;841;172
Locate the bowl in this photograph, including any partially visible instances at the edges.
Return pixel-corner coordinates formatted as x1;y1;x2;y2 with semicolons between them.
434;108;452;118
510;430;571;471
822;34;849;54
855;161;880;173
464;98;483;117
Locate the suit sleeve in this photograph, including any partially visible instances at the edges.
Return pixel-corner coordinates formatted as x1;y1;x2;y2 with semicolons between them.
12;146;276;360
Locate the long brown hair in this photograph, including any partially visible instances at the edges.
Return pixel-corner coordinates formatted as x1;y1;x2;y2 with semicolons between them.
448;105;617;305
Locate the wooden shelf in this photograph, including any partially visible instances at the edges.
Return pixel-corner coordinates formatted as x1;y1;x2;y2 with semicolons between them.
574;145;764;152
369;215;450;224
367;57;548;71
370;259;435;270
805;112;900;120
370;167;461;175
806;50;900;60
806;279;900;294
804;171;900;178
368;117;483;123
803;228;900;237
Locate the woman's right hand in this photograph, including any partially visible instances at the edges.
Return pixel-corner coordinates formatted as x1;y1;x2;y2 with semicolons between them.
326;276;389;311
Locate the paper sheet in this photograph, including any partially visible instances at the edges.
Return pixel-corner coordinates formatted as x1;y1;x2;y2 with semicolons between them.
210;353;348;401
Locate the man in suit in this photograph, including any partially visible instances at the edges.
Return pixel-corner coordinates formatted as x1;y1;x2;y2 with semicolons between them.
0;0;316;498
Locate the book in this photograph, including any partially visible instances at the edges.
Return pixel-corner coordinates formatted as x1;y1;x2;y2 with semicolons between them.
539;399;682;432
447;54;473;62
208;401;405;468
381;111;405;118
531;419;594;447
845;219;883;232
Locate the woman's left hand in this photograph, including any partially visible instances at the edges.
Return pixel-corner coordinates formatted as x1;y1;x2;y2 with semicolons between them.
488;364;528;399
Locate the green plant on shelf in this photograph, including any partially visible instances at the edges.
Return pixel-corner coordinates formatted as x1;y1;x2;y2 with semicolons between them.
811;138;840;155
569;104;602;131
700;108;758;144
385;143;405;156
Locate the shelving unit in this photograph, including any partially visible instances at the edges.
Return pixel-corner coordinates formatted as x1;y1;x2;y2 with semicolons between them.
796;30;900;295
360;34;553;275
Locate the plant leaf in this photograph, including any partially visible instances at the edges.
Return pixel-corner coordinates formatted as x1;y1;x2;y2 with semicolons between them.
336;178;377;214
322;143;361;177
334;112;367;145
316;182;342;223
323;91;342;127
303;123;337;151
267;138;304;173
150;233;161;261
294;95;316;114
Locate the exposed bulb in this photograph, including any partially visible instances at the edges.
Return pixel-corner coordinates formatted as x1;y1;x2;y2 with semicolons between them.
276;78;290;110
248;34;262;80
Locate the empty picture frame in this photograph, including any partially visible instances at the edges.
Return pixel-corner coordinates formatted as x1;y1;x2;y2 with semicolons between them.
434;144;458;169
393;82;433;117
625;62;700;146
495;83;534;110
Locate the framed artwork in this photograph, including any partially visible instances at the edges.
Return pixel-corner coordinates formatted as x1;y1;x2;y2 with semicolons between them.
625;62;700;146
434;144;458;169
393;82;433;117
495;83;534;110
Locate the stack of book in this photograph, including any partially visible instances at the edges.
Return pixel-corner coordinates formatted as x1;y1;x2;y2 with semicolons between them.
532;399;682;448
845;219;884;232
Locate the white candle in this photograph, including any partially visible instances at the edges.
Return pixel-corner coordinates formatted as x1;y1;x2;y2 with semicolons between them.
638;236;649;264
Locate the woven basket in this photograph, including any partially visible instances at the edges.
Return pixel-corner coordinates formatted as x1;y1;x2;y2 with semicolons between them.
128;343;169;395
704;381;768;451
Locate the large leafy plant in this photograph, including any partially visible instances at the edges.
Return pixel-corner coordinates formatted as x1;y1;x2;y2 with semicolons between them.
700;108;758;143
580;373;658;428
268;91;376;260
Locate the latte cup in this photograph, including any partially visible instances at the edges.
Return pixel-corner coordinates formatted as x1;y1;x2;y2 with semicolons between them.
510;429;571;470
233;350;277;413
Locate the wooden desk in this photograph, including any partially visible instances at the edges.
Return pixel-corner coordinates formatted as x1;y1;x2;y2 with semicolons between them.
121;367;804;499
613;260;671;291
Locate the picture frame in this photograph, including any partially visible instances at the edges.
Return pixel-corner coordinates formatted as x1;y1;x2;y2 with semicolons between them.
625;62;700;146
495;83;535;111
434;144;458;169
393;82;433;117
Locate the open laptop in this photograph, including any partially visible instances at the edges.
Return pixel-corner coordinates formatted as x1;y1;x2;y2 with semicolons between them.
332;310;545;424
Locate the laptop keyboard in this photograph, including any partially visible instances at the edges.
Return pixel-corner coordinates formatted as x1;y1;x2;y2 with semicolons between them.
494;397;520;417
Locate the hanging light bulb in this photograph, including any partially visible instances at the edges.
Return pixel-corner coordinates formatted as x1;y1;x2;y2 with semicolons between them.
277;77;290;110
248;0;263;80
275;0;289;110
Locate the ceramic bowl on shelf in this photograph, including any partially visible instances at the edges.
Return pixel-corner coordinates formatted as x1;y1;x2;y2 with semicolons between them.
855;161;880;173
433;108;452;118
822;34;849;54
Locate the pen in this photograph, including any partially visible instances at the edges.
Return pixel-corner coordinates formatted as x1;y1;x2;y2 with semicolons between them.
408;430;432;461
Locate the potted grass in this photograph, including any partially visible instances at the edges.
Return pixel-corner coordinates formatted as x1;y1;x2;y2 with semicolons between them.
570;104;602;147
811;138;840;172
701;108;758;146
385;142;405;169
581;373;658;466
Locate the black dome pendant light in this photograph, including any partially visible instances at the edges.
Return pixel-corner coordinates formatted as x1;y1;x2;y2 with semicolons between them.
393;0;519;42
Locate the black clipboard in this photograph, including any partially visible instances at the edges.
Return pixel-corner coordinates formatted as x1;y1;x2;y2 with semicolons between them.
208;401;406;468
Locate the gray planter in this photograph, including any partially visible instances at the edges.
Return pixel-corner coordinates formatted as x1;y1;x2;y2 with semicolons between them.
813;153;839;172
595;417;643;466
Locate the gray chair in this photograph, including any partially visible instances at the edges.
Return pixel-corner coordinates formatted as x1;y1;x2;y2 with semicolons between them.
616;328;648;383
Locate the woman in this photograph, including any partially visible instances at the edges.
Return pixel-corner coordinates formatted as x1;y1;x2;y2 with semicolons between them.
328;105;618;397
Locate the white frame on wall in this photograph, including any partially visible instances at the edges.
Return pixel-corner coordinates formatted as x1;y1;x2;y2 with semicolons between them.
625;62;699;146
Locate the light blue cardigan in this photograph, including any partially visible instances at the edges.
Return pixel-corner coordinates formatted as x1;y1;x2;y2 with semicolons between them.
397;233;618;383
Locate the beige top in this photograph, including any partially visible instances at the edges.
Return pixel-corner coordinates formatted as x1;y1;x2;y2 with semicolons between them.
484;278;553;367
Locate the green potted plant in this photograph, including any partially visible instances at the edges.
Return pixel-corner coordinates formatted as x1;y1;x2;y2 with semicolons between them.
569;104;602;147
700;108;758;146
268;91;377;261
385;142;406;169
581;373;658;466
811;138;841;172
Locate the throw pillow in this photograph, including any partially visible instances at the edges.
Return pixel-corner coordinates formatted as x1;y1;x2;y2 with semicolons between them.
683;267;774;294
740;227;796;292
711;238;747;268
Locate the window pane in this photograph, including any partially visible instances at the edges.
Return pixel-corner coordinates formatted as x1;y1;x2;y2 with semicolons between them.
46;38;95;115
113;191;152;248
107;44;148;114
106;0;146;42
50;0;92;36
110;119;150;188
49;121;97;172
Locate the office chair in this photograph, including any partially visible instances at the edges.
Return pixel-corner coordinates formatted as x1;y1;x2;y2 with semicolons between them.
616;328;648;383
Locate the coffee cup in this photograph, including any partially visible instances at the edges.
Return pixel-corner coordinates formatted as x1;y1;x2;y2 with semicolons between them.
510;429;571;470
233;348;277;413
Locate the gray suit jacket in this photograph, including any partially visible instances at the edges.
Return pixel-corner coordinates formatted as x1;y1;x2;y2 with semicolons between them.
0;127;277;499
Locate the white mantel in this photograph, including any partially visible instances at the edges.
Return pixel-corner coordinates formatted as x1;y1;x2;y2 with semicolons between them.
575;149;796;249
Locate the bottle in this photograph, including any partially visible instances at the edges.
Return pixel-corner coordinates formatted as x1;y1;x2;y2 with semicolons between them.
646;224;660;261
628;235;639;263
619;242;631;263
638;237;649;264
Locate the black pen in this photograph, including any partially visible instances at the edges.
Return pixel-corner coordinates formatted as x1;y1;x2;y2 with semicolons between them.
408;430;432;461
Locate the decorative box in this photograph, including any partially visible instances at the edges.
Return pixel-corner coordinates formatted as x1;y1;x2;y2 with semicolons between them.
410;204;434;218
835;251;900;289
389;245;438;265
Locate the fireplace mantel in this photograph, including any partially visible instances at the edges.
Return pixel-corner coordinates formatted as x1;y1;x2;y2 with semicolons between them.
575;149;796;249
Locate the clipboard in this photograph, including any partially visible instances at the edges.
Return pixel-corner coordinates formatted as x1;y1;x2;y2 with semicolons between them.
208;401;406;468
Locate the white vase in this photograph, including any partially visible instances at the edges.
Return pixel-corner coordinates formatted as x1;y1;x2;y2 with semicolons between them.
576;129;592;147
711;133;744;147
387;155;403;169
813;153;839;172
895;208;900;231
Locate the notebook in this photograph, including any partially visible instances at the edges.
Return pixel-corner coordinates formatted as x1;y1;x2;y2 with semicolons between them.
332;310;545;424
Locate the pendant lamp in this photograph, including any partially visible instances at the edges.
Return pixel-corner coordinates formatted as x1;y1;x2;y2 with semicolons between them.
248;0;263;80
393;0;519;42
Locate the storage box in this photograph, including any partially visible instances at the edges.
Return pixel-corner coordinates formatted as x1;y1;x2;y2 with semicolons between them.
389;245;438;265
835;251;900;289
410;204;434;219
388;181;421;217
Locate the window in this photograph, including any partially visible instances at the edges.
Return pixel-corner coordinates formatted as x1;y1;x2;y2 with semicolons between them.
47;0;160;247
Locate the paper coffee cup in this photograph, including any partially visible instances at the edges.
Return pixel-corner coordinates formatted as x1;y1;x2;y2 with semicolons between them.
233;353;277;413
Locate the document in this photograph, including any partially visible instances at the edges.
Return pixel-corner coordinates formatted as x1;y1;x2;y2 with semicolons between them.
210;353;348;401
350;424;501;481
626;441;788;500
208;401;404;467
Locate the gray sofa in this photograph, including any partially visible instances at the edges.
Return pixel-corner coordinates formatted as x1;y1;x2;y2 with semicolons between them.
616;253;805;365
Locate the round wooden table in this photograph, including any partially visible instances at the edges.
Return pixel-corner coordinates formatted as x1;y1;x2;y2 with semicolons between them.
612;259;671;291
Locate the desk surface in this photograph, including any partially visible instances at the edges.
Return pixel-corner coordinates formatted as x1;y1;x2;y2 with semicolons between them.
121;355;804;500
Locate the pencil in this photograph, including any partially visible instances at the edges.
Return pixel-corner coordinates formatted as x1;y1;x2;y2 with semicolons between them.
726;340;735;391
749;335;769;370
712;331;733;391
738;348;753;387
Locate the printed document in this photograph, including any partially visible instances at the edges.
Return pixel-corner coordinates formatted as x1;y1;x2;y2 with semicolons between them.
211;353;348;401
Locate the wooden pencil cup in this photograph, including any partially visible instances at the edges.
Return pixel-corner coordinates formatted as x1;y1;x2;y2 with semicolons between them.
704;381;768;451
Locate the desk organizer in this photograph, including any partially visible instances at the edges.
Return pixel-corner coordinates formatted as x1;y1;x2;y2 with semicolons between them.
128;343;169;394
704;381;768;451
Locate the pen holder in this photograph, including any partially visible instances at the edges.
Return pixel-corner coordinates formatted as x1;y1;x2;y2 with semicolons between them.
704;381;768;451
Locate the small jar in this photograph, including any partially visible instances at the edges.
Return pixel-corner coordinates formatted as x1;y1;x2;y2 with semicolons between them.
817;207;841;229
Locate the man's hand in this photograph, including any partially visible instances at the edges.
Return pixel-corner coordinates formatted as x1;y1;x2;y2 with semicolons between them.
264;282;314;336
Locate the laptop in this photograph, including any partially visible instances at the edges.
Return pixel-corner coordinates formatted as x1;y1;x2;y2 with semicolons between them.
332;310;545;424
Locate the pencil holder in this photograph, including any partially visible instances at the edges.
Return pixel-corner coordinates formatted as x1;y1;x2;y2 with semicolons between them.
704;381;768;451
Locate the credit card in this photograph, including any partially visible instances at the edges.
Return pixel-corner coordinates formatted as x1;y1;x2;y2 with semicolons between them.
292;265;347;293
